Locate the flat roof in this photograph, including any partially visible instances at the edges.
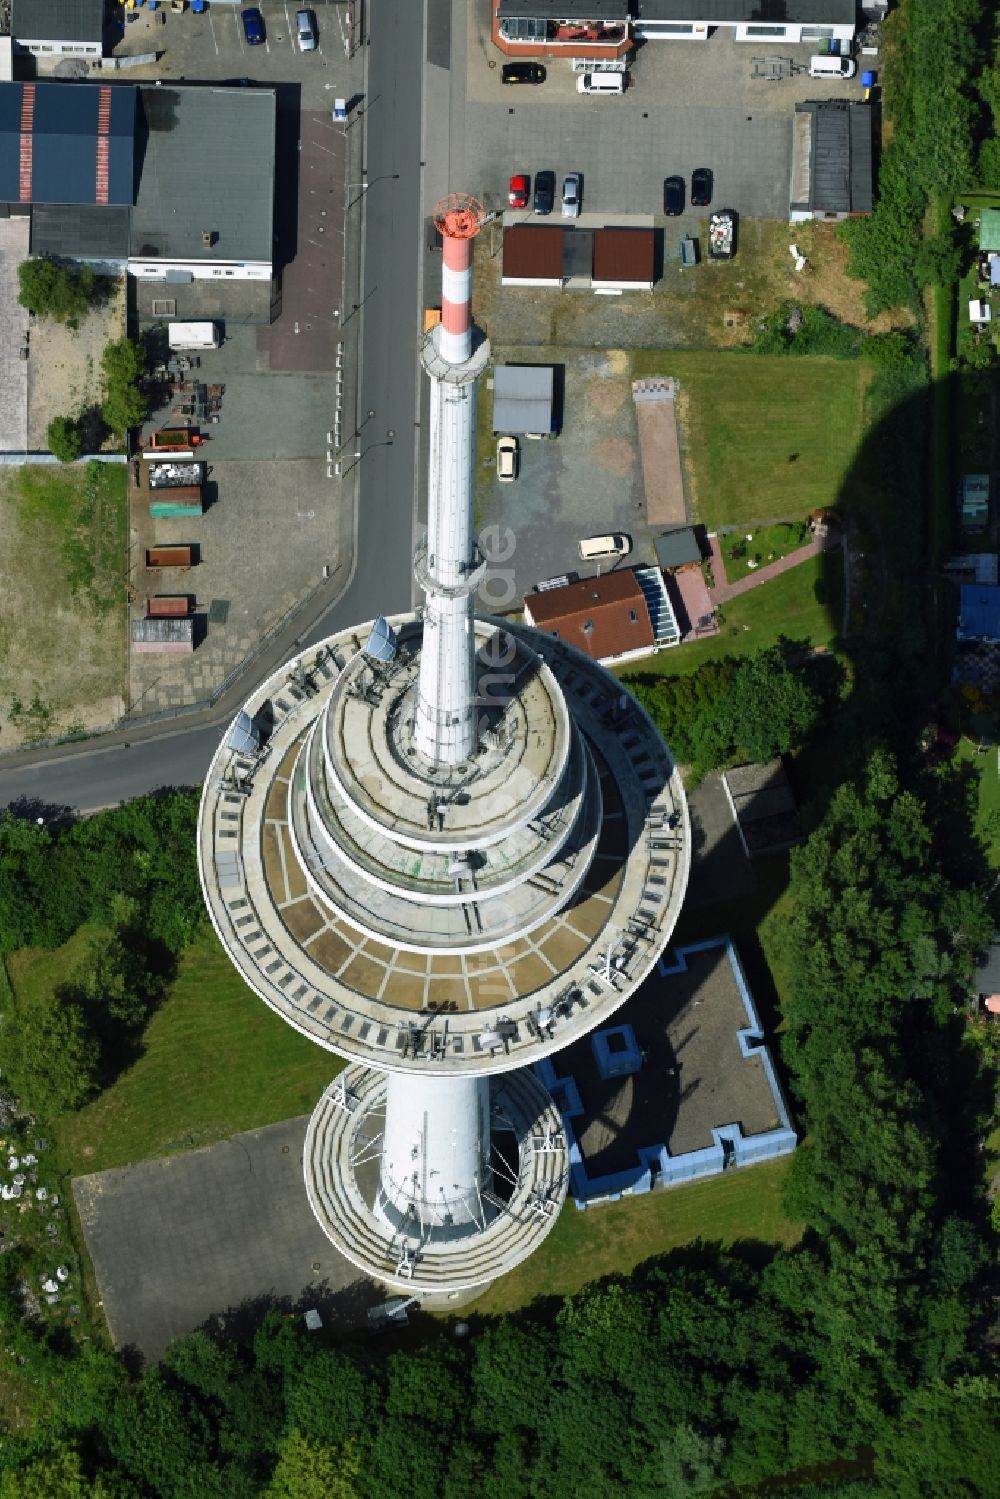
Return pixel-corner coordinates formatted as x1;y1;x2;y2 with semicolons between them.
31;202;131;258
654;525;702;570
502;224;563;282
493;364;554;434
526;570;654;661
12;0;103;43
635;0;855;20
497;1;627;17
131;86;275;264
592;226;654;286
794;101;873;216
0;81;135;206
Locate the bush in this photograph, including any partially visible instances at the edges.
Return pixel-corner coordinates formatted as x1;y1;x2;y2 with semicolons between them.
100;338;148;440
17;259;97;323
46;415;82;464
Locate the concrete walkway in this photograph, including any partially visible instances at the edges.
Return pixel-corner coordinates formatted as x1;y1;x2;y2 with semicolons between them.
708;531;832;606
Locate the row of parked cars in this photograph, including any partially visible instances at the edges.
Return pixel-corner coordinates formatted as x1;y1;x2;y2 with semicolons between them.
508;172;580;218
240;6;317;49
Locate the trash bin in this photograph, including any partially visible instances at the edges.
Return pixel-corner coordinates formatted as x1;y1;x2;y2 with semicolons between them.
861;70;876;89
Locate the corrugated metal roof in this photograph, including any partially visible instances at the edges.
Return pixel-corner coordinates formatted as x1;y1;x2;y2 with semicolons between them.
794;101;874;215
131;86;275;264
525;570;654;662
957;584;1000;642
493;365;554;434
12;0;103;44
0;81;135;206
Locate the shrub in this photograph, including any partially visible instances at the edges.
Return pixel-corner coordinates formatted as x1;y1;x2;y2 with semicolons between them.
46;415;82;464
17;259;97;323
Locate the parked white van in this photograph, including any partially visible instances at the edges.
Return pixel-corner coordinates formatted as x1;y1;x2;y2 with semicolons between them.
576;72;625;96
808;55;857;80
579;533;632;561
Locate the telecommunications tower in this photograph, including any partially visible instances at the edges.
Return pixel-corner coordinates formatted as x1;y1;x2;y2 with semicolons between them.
198;196;690;1294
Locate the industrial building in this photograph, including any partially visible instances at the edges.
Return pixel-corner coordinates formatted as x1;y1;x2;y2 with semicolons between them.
11;0;105;60
0;79;276;324
789;100;874;223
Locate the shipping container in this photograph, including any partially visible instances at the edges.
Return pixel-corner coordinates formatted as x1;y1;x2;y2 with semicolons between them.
146;546;194;569
167;322;220;350
147;596;191;617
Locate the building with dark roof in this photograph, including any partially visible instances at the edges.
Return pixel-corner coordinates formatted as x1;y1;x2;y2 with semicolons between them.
12;0;104;59
790;100;874;222
492;365;555;434
957;584;1000;644
592;227;654;291
524;570;657;664
494;0;856;55
654;525;704;571
501;225;564;287
0;81;135;207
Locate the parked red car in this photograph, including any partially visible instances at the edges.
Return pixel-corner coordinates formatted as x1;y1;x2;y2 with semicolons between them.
508;173;530;209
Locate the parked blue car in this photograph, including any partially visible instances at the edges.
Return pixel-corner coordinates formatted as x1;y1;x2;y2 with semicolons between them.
242;7;265;45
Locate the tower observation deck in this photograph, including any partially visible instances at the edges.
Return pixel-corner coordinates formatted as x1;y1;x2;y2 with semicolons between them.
198;196;690;1294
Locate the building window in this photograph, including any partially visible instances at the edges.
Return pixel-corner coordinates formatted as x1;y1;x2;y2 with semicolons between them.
746;25;786;36
583;621;593;633
802;28;834;41
629;609;637;622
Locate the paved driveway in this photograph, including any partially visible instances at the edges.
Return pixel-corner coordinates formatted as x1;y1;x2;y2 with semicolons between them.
456;2;862;221
73;1116;373;1363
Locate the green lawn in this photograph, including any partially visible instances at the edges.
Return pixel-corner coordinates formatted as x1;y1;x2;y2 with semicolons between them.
954;735;1000;867
716;519;812;583
631;351;871;530
468;1157;800;1317
619;549;842;681
47;927;341;1176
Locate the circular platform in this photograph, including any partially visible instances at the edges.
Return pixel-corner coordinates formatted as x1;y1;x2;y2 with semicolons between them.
198;614;690;1077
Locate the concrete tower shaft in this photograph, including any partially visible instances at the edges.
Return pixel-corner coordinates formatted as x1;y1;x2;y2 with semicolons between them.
414;196;489;767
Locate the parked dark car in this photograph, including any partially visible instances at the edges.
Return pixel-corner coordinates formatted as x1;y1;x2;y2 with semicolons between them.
691;167;713;207
502;62;546;85
533;170;556;216
241;6;265;44
663;175;685;216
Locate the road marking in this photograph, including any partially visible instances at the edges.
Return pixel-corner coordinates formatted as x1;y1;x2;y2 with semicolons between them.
207;7;220;53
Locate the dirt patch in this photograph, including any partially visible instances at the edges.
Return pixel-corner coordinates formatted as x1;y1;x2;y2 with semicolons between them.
0;465;126;747
593;436;634;476
587;378;627;417
27;279;127;451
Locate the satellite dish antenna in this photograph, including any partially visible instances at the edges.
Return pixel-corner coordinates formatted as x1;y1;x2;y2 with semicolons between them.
365;616;398;664
227;710;261;756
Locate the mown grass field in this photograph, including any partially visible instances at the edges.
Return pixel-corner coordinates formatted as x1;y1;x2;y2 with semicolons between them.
42;927;341;1176
468;1157;801;1316
0;462;126;743
631;351;871;531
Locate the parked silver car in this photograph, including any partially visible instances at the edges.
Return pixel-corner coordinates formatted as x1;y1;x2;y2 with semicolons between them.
295;9;317;51
561;173;581;219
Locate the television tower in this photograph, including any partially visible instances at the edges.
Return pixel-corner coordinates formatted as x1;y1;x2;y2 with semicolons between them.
198;196;689;1294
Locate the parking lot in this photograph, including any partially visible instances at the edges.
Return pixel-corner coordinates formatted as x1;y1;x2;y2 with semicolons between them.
458;4;863;222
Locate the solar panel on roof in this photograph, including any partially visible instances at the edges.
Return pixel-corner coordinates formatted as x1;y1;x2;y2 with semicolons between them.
227;710;261;756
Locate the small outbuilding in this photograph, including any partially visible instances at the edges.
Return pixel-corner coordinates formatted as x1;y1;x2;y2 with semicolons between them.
501;225;564;287
789;100;874;223
654;525;704;572
12;0;104;59
524;570;657;664
960;474;990;531
722;761;802;857
131;617;195;654
956;584;1000;644
591;227;655;292
492;364;555;435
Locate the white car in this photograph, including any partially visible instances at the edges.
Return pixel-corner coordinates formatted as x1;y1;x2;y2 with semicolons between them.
497;435;518;482
579;532;631;561
295;9;317;51
561;173;581;219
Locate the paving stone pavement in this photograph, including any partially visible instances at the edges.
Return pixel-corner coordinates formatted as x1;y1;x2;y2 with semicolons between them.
73;1116;378;1364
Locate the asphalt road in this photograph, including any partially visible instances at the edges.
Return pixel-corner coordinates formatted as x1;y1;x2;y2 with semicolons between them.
0;3;425;816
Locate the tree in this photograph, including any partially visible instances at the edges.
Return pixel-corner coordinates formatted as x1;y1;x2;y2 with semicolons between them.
264;1431;362;1499
1;986;100;1115
874;1377;1000;1498
17;259;96;322
100;339;148;439
47;415;82;463
720;645;822;762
